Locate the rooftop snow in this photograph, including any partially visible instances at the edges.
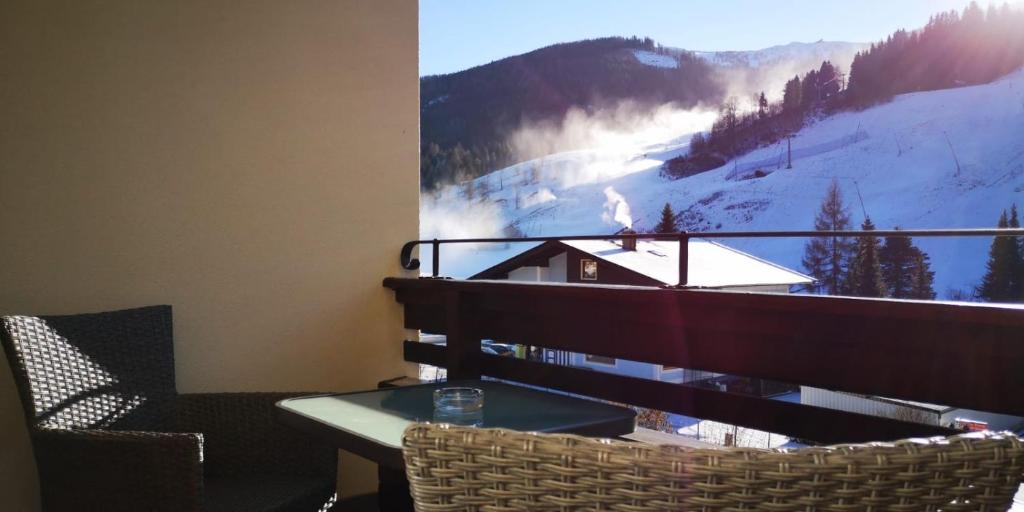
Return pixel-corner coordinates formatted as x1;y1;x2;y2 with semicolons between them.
562;238;814;288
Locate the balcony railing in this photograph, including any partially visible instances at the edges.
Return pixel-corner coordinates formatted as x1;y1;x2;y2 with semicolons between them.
387;229;1024;445
399;228;1024;286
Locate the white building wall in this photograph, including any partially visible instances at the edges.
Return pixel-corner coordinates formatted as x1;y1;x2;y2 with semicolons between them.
803;388;1024;431
508;266;545;282
548;252;568;282
570;353;659;380
801;387;941;425
658;366;684;382
505;253;564;283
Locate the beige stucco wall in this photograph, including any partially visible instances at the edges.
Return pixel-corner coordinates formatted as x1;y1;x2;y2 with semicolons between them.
0;0;418;508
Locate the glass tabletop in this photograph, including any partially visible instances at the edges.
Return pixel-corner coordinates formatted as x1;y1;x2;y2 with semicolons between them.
277;379;636;450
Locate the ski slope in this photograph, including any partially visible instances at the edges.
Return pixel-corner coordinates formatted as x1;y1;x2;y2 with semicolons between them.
421;69;1024;297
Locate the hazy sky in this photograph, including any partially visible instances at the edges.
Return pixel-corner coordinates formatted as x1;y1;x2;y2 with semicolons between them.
420;0;983;76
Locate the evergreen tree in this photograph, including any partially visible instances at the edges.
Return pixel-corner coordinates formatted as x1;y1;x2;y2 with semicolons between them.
880;228;937;299
782;76;802;114
689;132;706;154
846;52;868;104
801;69;820;108
719;98;739;154
845;217;887;297
802;180;856;294
908;251;937;300
757;92;768;119
977;210;1020;302
880;231;913;298
655;203;677;233
817;61;840;100
845;5;1024;107
1010;204;1023;300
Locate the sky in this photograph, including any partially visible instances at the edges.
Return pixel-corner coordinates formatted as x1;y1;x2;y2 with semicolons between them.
420;0;983;76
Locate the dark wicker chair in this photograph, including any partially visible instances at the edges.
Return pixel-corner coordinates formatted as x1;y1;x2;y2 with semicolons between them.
0;305;338;512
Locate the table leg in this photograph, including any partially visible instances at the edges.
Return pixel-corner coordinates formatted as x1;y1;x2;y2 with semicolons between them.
377;465;415;512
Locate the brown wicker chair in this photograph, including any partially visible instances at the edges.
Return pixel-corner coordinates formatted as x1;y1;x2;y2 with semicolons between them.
0;305;338;512
403;423;1024;512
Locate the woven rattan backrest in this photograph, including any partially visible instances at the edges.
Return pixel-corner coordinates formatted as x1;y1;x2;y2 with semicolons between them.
403;423;1024;512
0;305;177;431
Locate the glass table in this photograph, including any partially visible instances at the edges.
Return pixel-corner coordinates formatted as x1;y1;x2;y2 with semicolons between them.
275;379;637;470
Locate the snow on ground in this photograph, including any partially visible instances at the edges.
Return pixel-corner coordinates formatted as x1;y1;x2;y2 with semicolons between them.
673;415;800;449
422;68;1024;297
632;49;678;69
667;391;804;448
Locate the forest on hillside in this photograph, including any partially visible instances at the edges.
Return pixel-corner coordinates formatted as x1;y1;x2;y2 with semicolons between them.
420;36;722;190
667;2;1024;178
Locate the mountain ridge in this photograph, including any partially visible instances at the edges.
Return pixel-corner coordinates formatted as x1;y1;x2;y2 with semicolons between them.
422;67;1024;298
420;37;865;190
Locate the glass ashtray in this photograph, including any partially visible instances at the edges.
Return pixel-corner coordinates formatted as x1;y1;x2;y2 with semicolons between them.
433;387;484;413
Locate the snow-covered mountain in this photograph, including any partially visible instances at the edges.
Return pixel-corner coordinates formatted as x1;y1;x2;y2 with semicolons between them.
420;37;722;189
693;41;867;69
694;41;868;103
421;38;866;188
421;68;1024;298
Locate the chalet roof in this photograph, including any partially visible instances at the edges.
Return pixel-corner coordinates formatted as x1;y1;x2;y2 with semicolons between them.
471;238;814;288
562;239;814;288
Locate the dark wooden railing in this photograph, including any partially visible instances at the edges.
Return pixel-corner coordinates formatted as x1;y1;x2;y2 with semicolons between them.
384;277;1024;445
399;228;1024;286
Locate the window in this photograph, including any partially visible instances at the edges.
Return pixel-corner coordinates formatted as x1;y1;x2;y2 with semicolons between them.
580;259;598;280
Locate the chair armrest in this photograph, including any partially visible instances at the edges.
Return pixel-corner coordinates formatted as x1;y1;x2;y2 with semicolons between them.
176;392;337;479
32;427;203;512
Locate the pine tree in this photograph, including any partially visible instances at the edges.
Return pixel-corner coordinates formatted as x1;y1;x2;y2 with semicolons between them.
757;92;768;119
908;251;936;300
879;229;937;300
719;98;739;155
655;203;677;233
845;217;887;297
689;132;706;155
1010;204;1023;300
782;76;802;114
801;69;819;108
802;180;856;294
977;210;1020;302
880;232;913;298
818;61;840;99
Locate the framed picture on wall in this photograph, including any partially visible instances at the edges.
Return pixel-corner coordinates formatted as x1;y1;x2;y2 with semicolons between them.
580;259;598;280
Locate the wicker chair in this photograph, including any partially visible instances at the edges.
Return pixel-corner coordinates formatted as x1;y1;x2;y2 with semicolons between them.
403;423;1024;512
0;305;338;512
